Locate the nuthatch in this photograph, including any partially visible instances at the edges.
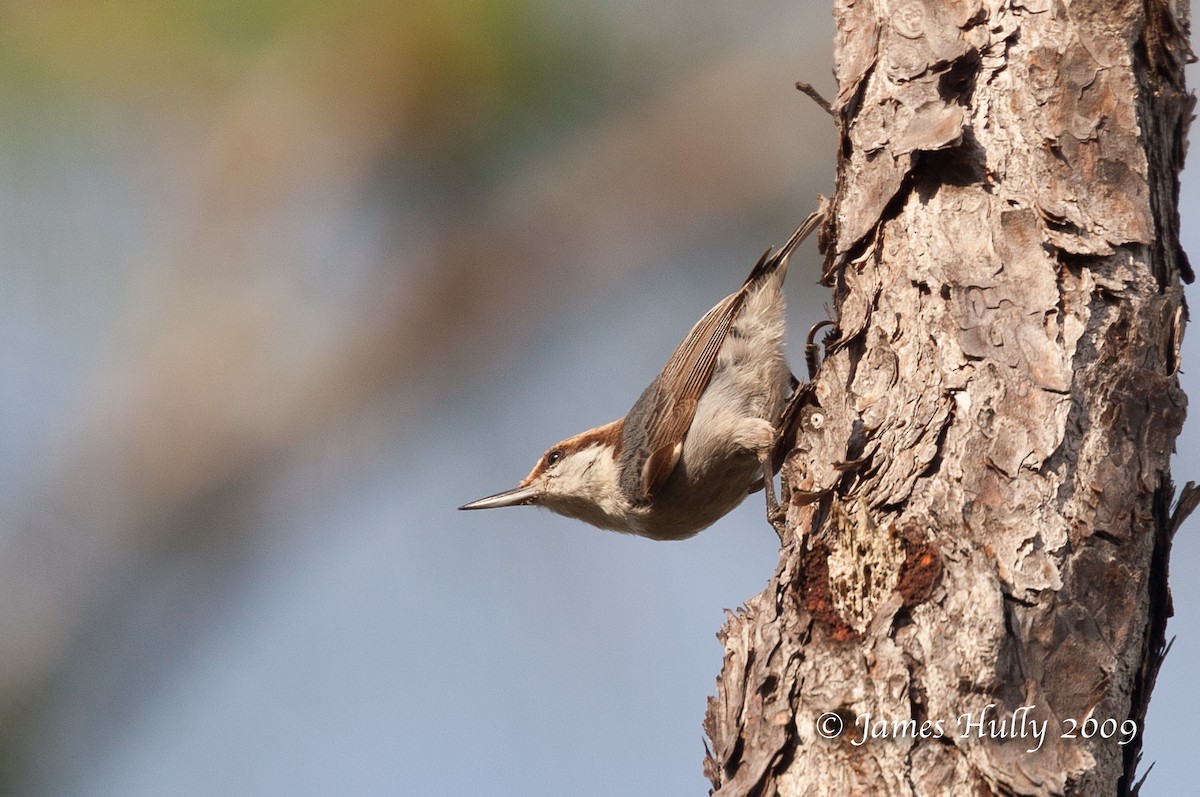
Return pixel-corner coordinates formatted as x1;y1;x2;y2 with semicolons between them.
460;209;823;540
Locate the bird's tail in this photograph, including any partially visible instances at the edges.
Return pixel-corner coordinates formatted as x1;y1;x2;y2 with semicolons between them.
743;204;826;287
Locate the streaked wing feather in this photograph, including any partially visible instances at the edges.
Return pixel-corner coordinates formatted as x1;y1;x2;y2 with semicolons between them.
638;292;744;497
640;441;683;497
634;207;824;499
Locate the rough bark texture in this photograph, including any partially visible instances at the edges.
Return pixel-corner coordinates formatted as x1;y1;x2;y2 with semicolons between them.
705;1;1195;795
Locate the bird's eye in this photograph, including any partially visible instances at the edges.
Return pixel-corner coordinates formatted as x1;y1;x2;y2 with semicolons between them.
546;449;565;466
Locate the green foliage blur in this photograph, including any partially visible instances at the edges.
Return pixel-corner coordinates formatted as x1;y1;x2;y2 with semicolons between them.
0;1;607;187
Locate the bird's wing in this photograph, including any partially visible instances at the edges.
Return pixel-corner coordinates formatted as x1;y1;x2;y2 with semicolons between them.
636;290;746;498
634;209;824;500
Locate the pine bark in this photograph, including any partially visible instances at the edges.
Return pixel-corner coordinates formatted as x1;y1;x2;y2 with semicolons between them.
704;1;1196;795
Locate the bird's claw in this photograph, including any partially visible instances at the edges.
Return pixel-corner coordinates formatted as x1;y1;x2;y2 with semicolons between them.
768;502;788;542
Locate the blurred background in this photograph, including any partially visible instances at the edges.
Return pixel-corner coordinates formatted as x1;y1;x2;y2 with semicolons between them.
0;1;1194;795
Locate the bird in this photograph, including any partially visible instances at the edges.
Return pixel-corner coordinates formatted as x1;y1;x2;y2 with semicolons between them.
460;208;824;540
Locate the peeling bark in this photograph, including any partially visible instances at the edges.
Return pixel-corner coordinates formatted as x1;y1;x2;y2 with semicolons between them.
705;2;1195;795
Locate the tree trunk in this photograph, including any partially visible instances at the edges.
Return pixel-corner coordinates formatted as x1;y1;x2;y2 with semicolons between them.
704;1;1195;795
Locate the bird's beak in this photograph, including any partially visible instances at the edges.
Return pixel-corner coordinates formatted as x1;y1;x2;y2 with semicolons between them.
459;485;539;511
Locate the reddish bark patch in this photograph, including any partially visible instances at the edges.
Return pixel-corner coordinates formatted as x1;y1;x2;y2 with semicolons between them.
896;538;943;608
795;541;860;641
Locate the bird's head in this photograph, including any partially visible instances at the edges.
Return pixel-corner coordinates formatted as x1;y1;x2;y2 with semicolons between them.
460;420;630;531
